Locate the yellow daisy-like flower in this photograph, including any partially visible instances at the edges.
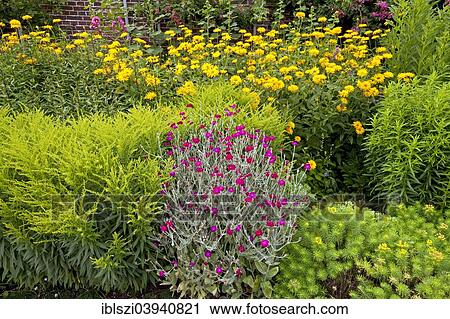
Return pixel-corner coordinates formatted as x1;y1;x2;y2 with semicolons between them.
10;19;22;29
229;75;242;86
295;12;306;19
144;92;157;100
116;68;133;82
22;15;32;21
177;81;197;96
308;160;317;170
287;121;295;129
287;84;299;93
294;136;301;142
53;19;62;23
318;17;327;23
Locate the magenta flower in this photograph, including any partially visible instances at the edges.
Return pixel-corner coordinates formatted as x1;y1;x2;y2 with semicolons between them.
160;225;168;232
238;245;246;253
216;267;223;274
278;179;286;186
158;270;166;278
90;16;101;29
212;186;224;194
210;225;218;232
245;145;254;152
260;239;270;248
235;268;242;277
192;137;200;144
235;224;242;232
266;220;275;227
304;162;311;171
169;171;176;177
204;250;212;258
227;164;236;171
236;178;245;186
278;219;286;226
226;228;233;236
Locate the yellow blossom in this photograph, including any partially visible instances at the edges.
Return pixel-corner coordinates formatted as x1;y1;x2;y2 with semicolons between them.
144;92;157;100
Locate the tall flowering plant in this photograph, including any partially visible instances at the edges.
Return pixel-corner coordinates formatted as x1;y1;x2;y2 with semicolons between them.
155;104;311;298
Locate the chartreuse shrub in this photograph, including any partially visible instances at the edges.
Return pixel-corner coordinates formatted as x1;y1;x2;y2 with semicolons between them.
365;76;450;207
156;107;310;298
384;0;450;79
0;108;171;292
274;203;450;299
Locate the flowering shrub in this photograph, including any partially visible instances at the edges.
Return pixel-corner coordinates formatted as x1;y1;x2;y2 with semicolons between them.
274;203;450;298
156;106;311;298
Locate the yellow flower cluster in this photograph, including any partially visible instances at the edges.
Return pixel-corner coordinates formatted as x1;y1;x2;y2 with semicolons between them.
352;121;365;135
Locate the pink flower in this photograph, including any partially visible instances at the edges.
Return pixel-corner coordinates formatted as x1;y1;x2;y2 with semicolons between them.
227;187;235;193
266;220;275;227
236;178;245;186
227;164;236;171
158;270;165;278
204;250;212;258
235;224;242;232
195;161;203;167
196;167;204;172
216;267;223;274
225;153;233;160
260;239;270;248
186;103;193;108
212;186;224;194
238;245;246;253
235;268;242;277
245;145;254;152
226;228;233;236
271;172;278;179
192;137;200;144
90;16;101;29
255;229;263;237
169;171;176;177
278;179;286;186
210;225;218;232
278;219;286;226
160;225;168;232
304;163;311;171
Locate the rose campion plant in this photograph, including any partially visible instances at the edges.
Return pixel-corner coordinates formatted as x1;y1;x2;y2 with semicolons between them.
156;104;311;298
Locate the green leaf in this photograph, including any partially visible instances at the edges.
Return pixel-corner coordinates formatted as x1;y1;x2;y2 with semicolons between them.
261;281;273;298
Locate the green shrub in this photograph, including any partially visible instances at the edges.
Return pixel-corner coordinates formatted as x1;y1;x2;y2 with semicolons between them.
365;76;450;207
274;203;450;298
383;0;450;79
0;108;170;292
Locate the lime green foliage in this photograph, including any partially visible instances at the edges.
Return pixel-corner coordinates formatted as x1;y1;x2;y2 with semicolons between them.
275;203;450;299
365;77;450;207
384;0;450;79
0;109;169;292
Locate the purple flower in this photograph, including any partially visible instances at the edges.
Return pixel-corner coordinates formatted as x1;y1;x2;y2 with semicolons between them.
216;267;223;274
158;270;165;278
235;224;242;232
90;16;101;29
278;179;286;186
210;225;218;232
260;239;270;248
204;250;212;258
304;163;311;171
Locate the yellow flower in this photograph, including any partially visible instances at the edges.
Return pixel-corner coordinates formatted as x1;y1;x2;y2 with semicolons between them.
257;27;266;33
95;52;104;58
308;160;317;170
308;48;320;57
52;19;62;23
116;68;133;82
295;12;306;19
229;75;242;86
287;84;299;93
336;104;347;112
22;15;32;21
397;72;415;81
144;74;161;87
144;92;157;100
312;74;327;85
288;121;295;129
201;63;220;78
285;126;293;135
280;24;288;29
294;136;301;142
0;22;5;28
357;69;368;77
377;243;391;252
73;39;85;46
318;17;327;23
177;81;197;96
353;121;365;134
314;237;323;245
10;19;22;29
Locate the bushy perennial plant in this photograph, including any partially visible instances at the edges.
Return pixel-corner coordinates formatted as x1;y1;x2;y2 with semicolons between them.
157;105;311;298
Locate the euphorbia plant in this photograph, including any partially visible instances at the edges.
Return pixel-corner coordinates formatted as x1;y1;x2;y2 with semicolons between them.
156;104;311;298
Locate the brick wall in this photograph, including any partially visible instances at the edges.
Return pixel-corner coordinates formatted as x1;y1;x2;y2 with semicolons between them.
48;0;141;34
